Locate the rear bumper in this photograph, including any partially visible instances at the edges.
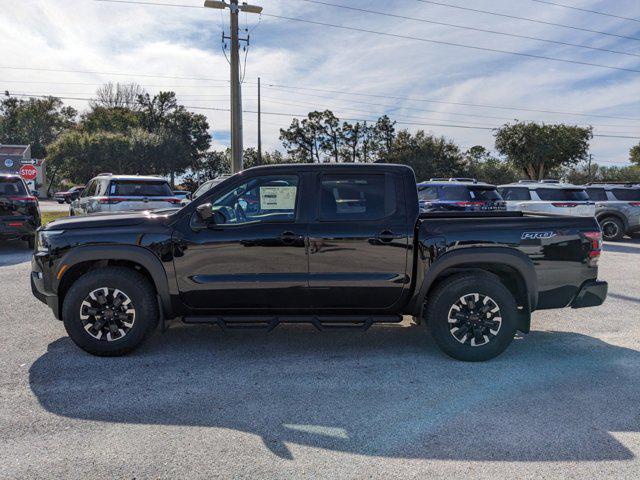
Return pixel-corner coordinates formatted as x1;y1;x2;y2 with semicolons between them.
0;219;36;240
571;280;608;308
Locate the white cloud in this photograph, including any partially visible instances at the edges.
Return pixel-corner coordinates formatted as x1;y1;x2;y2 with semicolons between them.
0;0;638;166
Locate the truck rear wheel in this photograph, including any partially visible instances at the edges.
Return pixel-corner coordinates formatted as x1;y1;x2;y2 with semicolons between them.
426;272;518;362
62;266;158;356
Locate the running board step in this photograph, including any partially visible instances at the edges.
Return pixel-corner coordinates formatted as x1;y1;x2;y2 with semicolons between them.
181;315;402;332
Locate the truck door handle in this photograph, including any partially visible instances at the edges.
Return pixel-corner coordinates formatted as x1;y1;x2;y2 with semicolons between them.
280;231;298;245
376;230;396;243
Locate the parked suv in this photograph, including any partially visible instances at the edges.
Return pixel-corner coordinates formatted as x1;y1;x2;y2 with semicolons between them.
498;180;595;217
70;174;181;216
0;174;40;248
417;178;506;212
584;183;640;241
53;185;84;204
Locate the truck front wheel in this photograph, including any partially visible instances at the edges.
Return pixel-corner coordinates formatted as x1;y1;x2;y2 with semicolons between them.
62;266;158;356
426;273;518;362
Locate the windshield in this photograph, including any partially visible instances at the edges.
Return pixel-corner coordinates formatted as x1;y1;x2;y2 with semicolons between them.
0;177;27;196
612;188;640;201
535;188;590;201
110;180;172;197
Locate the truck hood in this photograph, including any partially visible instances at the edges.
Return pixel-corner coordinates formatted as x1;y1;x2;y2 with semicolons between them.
43;210;177;231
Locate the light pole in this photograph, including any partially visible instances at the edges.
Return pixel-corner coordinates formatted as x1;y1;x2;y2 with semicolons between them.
204;0;263;173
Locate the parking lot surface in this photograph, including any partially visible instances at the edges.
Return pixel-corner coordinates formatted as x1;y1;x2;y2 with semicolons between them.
1;239;639;479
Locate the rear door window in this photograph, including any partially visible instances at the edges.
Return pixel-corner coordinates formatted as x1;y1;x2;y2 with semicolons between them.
110;180;173;197
0;177;27;196
586;188;608;201
611;188;640;201
535;188;589;201
320;174;396;221
468;187;501;201
498;187;531;201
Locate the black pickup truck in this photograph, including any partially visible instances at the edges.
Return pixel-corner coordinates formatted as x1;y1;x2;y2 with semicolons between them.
31;164;607;361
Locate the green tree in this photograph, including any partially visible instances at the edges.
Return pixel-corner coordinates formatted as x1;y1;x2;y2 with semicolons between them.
137;91;211;186
80;106;141;134
463;146;518;185
630;143;640;166
0;96;76;158
494;122;592;180
340;121;363;162
379;130;465;181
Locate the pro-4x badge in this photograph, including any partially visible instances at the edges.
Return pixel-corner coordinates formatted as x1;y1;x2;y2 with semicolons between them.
522;231;557;240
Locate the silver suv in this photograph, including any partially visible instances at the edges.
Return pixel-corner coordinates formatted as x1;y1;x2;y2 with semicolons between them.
498;180;595;217
70;174;180;216
584;183;640;241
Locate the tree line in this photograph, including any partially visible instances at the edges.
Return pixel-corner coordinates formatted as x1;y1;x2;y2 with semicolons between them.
1;82;639;194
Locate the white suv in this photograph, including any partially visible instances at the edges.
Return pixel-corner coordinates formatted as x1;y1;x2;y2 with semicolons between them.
498;180;595;217
71;174;181;216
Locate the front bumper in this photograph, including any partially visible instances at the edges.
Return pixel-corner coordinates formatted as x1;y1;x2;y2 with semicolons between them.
571;280;608;308
31;257;61;319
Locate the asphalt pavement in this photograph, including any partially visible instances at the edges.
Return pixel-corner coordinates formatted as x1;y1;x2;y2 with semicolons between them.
38;199;70;213
0;238;639;479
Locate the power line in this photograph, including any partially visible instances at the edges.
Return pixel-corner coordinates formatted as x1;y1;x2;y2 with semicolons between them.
4;69;639;122
283;0;640;58
260;81;640;122
262;85;640;129
415;0;640;42
261;13;640;74
530;0;640;24
7;92;639;139
0;65;228;82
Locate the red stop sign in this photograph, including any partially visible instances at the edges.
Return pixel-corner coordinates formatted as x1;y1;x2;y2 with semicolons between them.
19;165;37;181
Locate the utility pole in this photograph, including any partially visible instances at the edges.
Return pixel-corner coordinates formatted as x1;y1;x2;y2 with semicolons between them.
587;153;593;183
257;77;262;165
204;0;263;173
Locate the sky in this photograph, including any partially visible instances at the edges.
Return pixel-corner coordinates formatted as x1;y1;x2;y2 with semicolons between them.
1;0;639;166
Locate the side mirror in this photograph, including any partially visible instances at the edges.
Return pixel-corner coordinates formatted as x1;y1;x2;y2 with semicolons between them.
196;203;213;222
31;190;40;198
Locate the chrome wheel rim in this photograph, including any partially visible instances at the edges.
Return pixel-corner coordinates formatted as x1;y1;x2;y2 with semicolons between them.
602;220;619;239
448;293;502;347
79;287;136;342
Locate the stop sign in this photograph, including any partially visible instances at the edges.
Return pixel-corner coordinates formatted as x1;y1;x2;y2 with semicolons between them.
19;165;37;181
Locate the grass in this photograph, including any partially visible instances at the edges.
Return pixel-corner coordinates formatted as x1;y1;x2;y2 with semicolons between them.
41;211;68;225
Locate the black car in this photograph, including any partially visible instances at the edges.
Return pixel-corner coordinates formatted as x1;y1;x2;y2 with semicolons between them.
31;164;606;361
418;178;506;212
0;174;41;248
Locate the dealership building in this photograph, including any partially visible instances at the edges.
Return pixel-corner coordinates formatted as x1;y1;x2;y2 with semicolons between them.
0;144;47;197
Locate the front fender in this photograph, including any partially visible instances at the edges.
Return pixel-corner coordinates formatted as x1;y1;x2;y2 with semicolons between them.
55;245;174;318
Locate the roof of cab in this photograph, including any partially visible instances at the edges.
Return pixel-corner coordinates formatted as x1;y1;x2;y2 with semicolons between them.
417;180;495;188
92;174;167;182
498;181;585;190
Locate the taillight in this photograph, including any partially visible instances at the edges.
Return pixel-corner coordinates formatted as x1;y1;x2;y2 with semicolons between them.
583;231;602;265
629;202;640;207
8;196;37;203
455;201;485;206
7;221;24;227
552;202;578;208
165;198;182;204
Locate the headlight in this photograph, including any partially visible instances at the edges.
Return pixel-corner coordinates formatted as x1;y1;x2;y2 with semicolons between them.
36;230;64;253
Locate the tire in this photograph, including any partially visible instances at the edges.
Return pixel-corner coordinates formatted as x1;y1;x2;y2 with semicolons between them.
426;272;518;362
62;266;158;356
600;216;625;242
26;236;35;250
65;198;72;204
57;200;64;204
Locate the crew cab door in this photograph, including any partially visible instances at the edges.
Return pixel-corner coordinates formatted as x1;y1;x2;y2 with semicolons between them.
307;171;410;309
173;173;309;310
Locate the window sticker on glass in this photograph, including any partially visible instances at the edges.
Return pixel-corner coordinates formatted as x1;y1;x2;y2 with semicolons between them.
259;186;296;210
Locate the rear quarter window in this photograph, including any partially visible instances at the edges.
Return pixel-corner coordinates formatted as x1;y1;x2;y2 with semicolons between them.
498;187;531;201
439;186;472;201
611;188;640;201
